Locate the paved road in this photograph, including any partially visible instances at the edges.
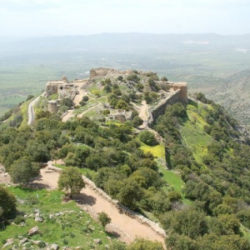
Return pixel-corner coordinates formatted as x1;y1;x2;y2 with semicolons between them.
27;93;45;126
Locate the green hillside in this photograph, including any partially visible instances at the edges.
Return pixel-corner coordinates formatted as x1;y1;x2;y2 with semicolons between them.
0;71;250;250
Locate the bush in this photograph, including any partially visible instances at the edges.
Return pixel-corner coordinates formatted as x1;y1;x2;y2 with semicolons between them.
61;98;74;108
0;186;16;222
161;76;168;81
132;116;143;127
127;74;140;83
237;209;250;229
139;131;158;146
10;158;39;185
115;100;130;111
98;212;111;227
83;96;89;102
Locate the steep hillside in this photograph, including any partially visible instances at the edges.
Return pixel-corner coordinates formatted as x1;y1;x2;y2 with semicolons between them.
214;70;250;130
0;69;250;250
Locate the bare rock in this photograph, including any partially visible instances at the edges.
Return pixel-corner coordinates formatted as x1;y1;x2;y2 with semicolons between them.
3;238;14;248
94;238;102;245
50;243;59;250
19;238;28;245
35;216;43;222
28;226;39;236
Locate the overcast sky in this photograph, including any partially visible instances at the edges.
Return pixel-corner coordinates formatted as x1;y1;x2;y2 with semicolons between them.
0;0;249;37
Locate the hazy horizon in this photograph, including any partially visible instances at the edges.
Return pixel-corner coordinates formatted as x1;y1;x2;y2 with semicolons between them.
0;0;250;38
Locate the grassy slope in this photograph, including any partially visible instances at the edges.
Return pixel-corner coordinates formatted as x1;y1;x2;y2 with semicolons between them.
140;143;185;195
0;187;118;249
180;102;213;165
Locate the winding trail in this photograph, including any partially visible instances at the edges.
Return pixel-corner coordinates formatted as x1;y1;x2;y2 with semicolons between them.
34;162;166;247
27;93;45;125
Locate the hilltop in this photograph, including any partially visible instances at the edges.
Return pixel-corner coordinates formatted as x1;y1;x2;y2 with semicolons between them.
0;69;250;250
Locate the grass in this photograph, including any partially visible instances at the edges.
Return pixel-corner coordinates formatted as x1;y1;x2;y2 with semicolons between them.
19;100;31;129
0;187;118;249
180;103;213;165
241;225;250;241
140;143;165;159
140;142;190;204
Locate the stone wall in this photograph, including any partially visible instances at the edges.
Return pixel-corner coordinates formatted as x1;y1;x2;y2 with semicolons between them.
48;165;166;239
148;87;187;126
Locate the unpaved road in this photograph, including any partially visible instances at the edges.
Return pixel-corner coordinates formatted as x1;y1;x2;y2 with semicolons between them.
28;93;45;125
137;100;150;129
34;162;166;246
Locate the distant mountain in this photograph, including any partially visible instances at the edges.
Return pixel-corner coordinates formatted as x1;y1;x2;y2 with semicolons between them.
204;69;250;130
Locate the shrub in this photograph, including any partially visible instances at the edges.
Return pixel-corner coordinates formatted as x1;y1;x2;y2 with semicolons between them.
139;131;158;146
0;186;16;222
161;76;168;81
237;209;250;229
61;98;74;108
115;100;130;111
127;74;140;83
98;212;111;227
10;158;39;185
132;116;143;127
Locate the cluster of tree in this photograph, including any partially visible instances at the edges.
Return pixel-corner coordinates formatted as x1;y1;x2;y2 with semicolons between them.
162;207;250;250
1;90;249;249
107;84;131;111
154;100;250;249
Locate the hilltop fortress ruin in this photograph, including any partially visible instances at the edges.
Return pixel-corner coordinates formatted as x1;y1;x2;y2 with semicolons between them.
45;68;188;125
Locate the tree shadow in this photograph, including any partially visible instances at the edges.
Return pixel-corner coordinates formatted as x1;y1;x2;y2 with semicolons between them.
28;182;50;190
73;193;96;206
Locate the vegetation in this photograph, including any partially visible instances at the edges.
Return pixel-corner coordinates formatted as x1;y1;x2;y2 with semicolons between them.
98;212;111;227
58;167;85;198
139;131;158;146
153;100;250;248
9;158;39;186
0;186;16;226
0;64;250;249
0;187;120;249
127;239;163;250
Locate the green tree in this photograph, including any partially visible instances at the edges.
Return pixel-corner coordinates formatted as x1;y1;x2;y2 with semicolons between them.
118;179;143;210
166;233;198;250
98;212;111;227
10;158;39;186
139;131;158;146
58;167;85;198
162;208;208;239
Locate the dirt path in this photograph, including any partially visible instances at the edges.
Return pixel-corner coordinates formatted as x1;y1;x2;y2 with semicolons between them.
27;93;45;125
34;162;166;246
73;81;88;106
135;100;151;129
